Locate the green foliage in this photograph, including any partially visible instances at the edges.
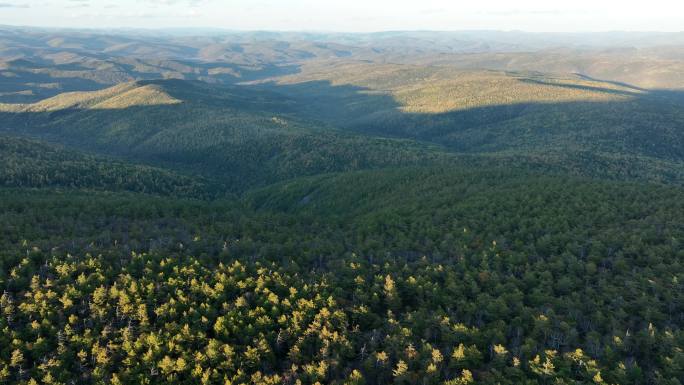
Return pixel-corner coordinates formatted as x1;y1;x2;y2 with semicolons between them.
0;168;682;384
270;65;684;177
2;29;684;385
0;80;454;191
0;135;219;198
4;75;684;190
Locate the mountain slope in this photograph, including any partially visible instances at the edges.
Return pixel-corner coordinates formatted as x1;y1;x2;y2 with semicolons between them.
4;28;684;106
1;28;684;385
3;74;684;189
0;134;217;197
2;166;682;384
0;79;455;191
264;64;684;179
0;81;181;112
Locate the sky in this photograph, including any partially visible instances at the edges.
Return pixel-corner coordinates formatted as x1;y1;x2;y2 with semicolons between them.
0;0;682;32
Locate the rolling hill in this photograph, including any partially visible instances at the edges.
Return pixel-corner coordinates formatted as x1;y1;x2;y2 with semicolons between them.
3;27;684;104
262;64;684;183
0;135;217;197
3;70;684;188
0;79;456;190
1;27;684;385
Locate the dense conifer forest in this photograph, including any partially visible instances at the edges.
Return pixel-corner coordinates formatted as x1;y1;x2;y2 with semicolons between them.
1;27;683;384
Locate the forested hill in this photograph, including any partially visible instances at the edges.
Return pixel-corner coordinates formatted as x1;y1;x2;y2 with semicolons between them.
3;73;684;189
1;27;684;385
0;79;456;191
266;65;684;166
0;135;217;197
0;168;682;384
3;28;684;104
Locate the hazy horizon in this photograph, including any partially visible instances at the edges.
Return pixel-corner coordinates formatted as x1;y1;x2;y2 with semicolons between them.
2;25;684;35
0;0;682;33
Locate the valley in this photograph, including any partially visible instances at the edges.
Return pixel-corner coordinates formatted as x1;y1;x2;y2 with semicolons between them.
0;26;682;385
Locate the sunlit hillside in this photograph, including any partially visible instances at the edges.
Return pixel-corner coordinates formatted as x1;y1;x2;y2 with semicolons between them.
1;25;684;385
273;62;639;113
0;81;181;112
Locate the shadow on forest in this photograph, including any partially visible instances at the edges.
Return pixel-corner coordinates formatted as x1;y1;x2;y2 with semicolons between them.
0;72;106;103
517;78;641;97
1;73;684;188
573;73;648;92
251;76;684;157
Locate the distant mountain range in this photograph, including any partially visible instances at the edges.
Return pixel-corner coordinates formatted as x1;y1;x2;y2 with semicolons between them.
1;26;684;385
2;27;684;104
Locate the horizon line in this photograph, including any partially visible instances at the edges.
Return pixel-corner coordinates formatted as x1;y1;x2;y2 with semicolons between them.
1;24;683;35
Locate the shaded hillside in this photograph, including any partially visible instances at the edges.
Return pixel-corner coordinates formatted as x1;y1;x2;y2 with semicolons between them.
0;135;218;197
3;75;684;188
264;65;684;176
2;26;684;385
0;79;454;191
